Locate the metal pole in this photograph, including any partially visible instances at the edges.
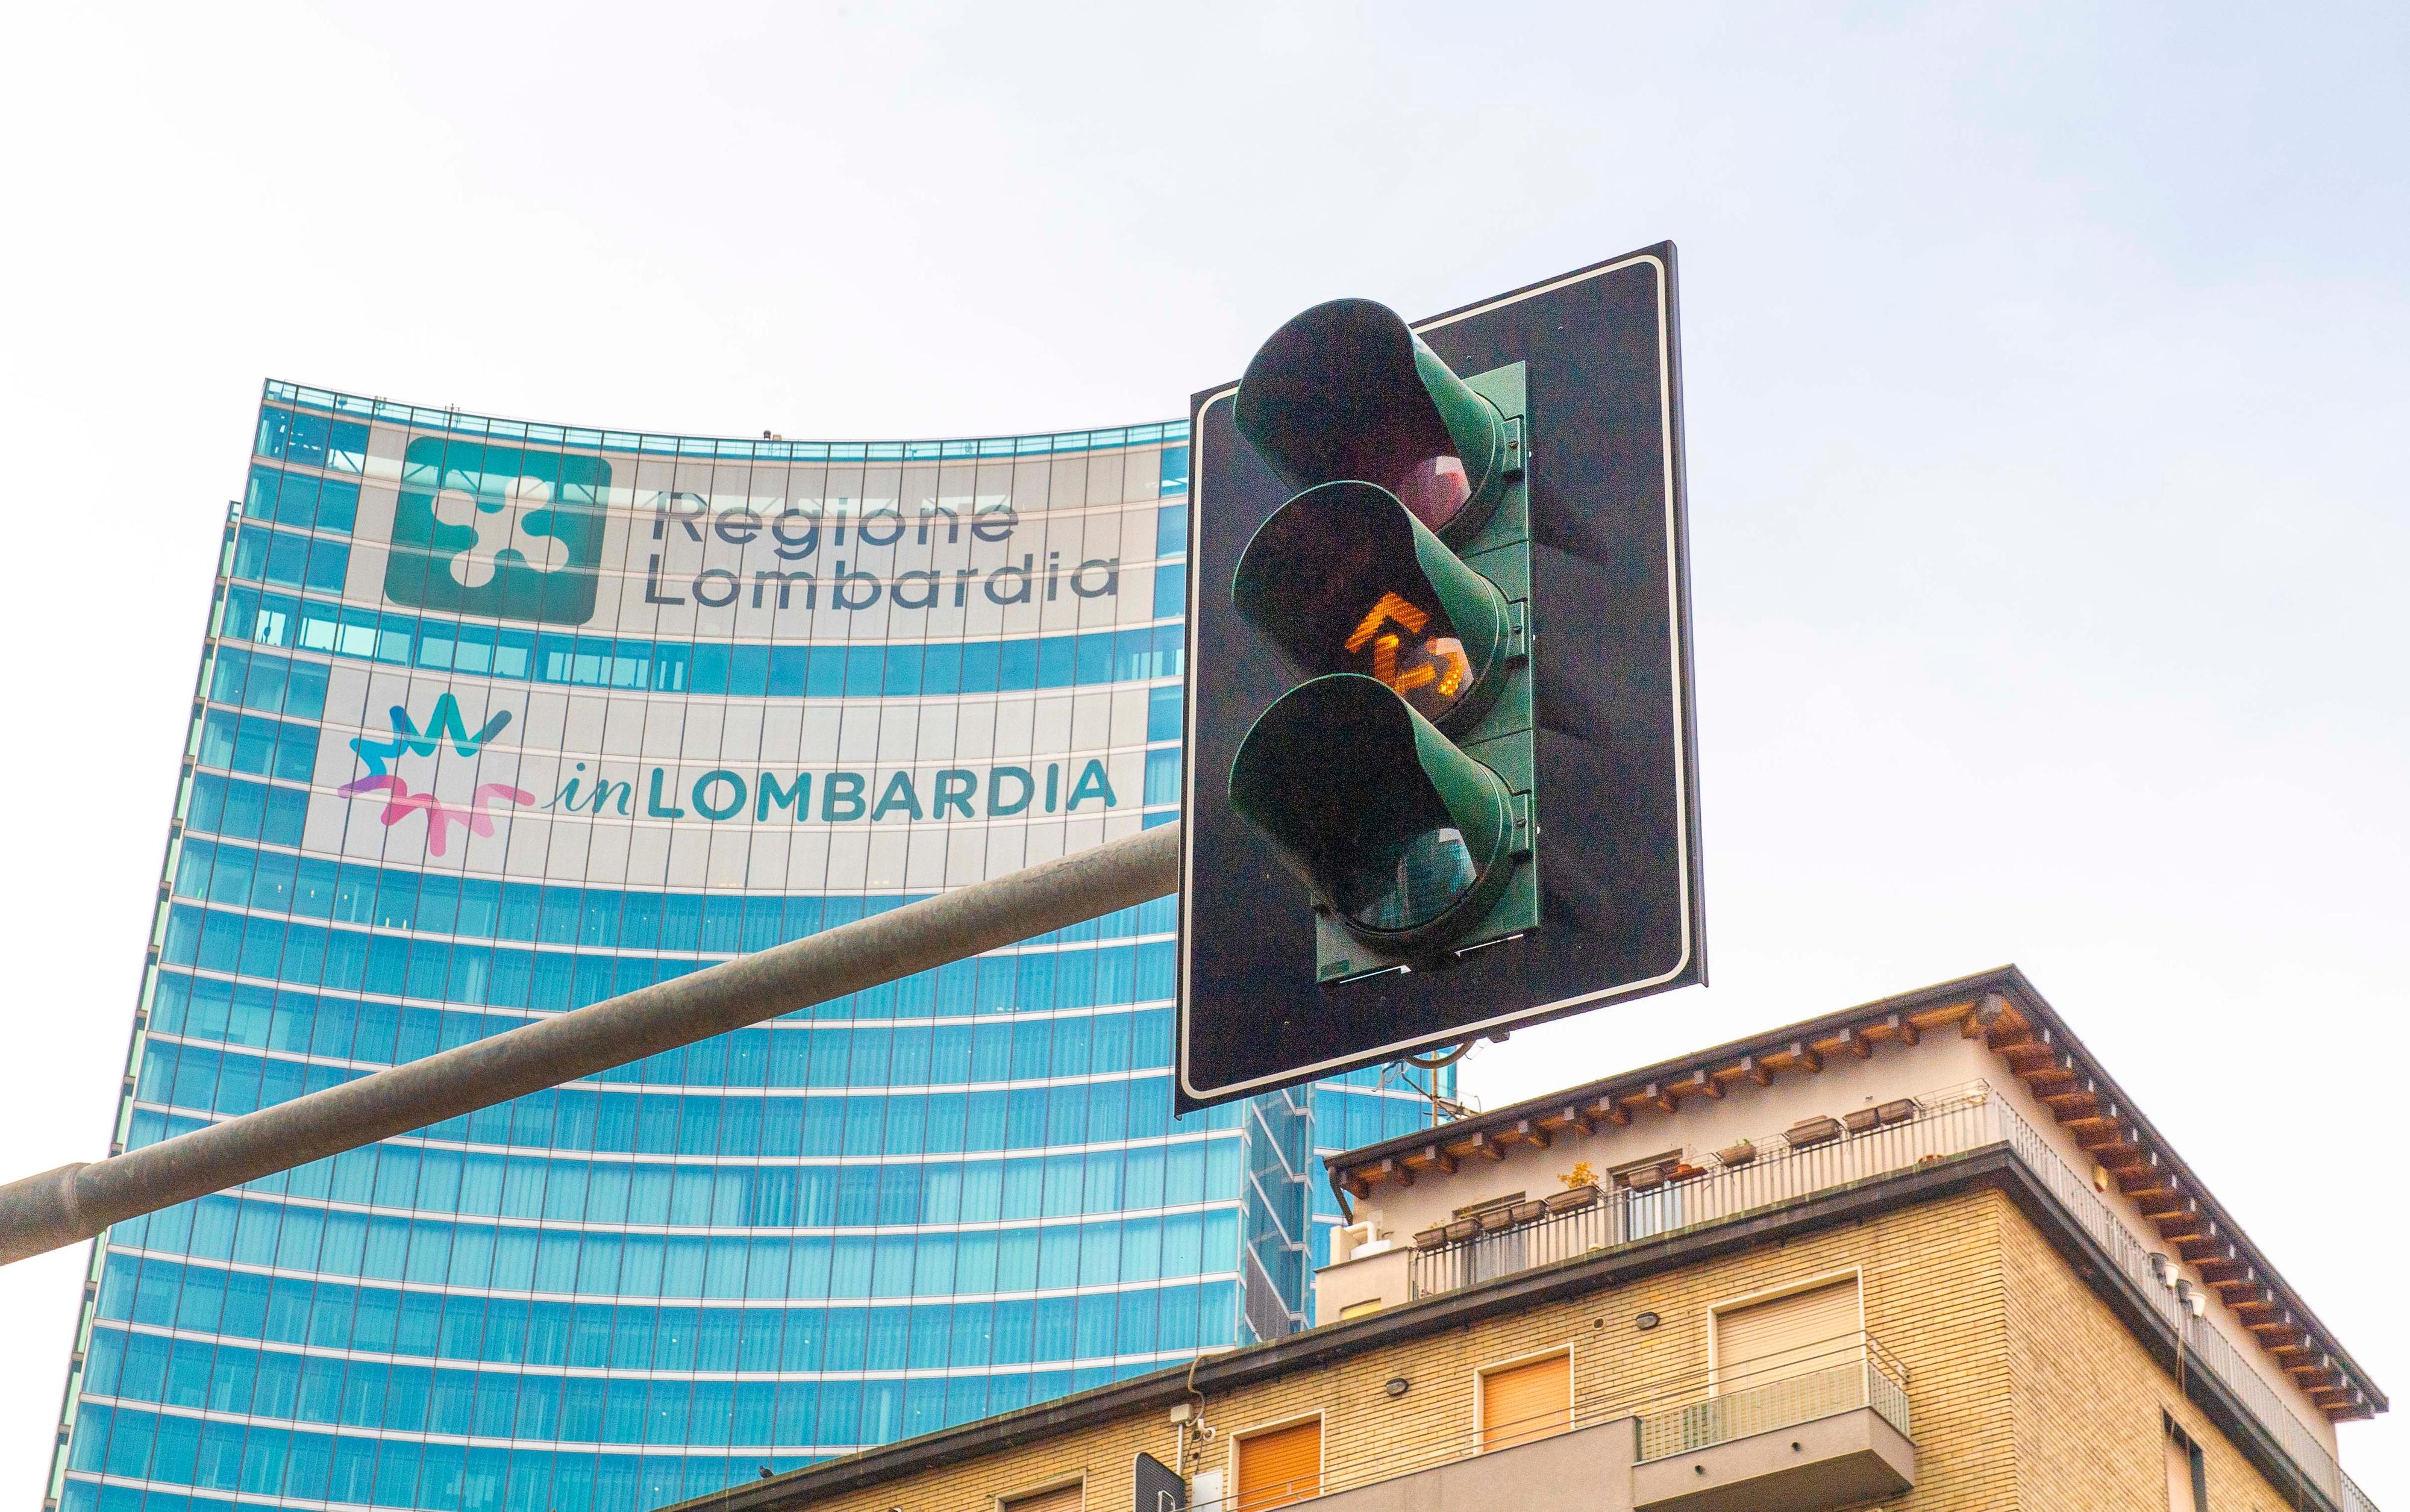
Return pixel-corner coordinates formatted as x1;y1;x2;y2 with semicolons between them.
0;822;1180;1267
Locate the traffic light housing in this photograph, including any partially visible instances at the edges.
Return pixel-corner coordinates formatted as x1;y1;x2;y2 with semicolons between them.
1178;245;1706;1111
1230;298;1518;542
1222;302;1540;982
1230;672;1527;968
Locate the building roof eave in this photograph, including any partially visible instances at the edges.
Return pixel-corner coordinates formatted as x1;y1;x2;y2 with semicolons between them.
1322;964;2384;1421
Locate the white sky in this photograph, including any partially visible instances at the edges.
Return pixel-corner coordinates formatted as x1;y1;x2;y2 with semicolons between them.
1;1;2402;1500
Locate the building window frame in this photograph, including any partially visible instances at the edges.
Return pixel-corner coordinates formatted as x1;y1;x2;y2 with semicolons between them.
1704;1264;1867;1394
1474;1343;1575;1453
996;1472;1088;1512
1228;1408;1326;1512
1607;1150;1684;1189
1451;1192;1527;1220
2162;1410;2208;1511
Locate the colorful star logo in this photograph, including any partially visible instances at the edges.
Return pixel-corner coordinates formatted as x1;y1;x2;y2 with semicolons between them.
338;695;533;856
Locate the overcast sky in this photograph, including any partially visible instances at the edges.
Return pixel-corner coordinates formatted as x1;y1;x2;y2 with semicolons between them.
1;1;2403;1500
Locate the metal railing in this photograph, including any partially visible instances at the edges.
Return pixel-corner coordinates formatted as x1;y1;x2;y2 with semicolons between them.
1983;1094;2353;1507
1402;1082;2371;1511
1636;1333;1911;1462
1408;1085;2000;1302
1408;1192;1623;1297
1203;1335;1906;1512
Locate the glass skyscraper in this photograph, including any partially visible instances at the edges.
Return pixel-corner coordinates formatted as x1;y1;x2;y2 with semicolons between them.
48;383;1451;1512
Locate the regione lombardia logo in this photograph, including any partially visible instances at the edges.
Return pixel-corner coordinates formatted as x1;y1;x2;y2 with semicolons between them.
339;695;534;856
384;439;608;625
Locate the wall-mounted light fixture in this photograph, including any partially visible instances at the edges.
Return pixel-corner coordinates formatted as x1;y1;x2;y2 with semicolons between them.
1635;1311;1661;1331
1384;1377;1412;1399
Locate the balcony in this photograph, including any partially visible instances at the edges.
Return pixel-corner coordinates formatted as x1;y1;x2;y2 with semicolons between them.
1630;1340;1914;1511
1231;1334;1911;1512
1382;1082;2371;1512
1404;1086;1997;1304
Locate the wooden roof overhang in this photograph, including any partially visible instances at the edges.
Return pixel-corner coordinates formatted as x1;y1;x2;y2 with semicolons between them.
1325;965;2384;1423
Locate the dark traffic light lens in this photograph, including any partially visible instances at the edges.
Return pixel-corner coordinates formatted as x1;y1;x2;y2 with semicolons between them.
1336;824;1479;932
1228;674;1518;953
1390;454;1474;533
1233;481;1512;734
1233;298;1507;545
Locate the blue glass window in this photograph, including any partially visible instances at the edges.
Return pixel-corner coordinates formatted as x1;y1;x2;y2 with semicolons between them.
1144;749;1182;805
256;408;292;460
1147;686;1183;743
1153;562;1187;616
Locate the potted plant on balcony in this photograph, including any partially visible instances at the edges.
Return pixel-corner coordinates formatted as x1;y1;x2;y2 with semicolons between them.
1414;1225;1450;1250
1545;1161;1601;1213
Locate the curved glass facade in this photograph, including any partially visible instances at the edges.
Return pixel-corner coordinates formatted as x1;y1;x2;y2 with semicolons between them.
49;383;1450;1512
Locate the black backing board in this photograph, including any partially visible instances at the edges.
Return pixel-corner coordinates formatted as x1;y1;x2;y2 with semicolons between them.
1177;245;1704;1110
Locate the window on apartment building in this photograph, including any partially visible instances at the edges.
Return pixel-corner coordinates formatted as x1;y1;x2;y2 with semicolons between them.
1609;1152;1683;1190
1480;1350;1573;1453
2164;1414;2207;1511
1001;1479;1084;1512
1233;1417;1323;1512
1711;1275;1864;1396
1613;1151;1685;1239
1454;1192;1527;1220
1456;1192;1533;1284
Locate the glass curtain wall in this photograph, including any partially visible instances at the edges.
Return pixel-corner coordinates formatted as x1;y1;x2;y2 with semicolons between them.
46;384;1448;1512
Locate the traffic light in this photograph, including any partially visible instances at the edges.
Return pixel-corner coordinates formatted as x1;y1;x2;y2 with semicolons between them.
1221;298;1539;982
1178;245;1706;1111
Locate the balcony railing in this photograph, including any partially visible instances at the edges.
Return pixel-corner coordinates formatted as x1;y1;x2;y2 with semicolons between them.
1403;1082;2371;1511
1408;1085;2000;1304
1208;1334;1911;1512
1407;1189;1623;1297
1635;1334;1911;1463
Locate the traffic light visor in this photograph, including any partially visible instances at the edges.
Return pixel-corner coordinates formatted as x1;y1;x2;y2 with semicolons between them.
1233;299;1509;540
1232;481;1512;731
1229;674;1517;949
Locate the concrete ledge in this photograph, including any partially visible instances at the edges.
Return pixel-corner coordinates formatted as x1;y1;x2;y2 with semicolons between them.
1306;1416;1638;1512
1630;1405;1914;1512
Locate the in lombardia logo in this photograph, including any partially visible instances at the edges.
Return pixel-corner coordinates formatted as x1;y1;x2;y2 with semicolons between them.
384;439;608;625
339;695;533;856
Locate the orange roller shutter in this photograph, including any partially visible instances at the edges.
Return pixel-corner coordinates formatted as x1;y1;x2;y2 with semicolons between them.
1481;1352;1572;1452
1233;1419;1322;1512
1712;1277;1861;1392
1002;1485;1083;1512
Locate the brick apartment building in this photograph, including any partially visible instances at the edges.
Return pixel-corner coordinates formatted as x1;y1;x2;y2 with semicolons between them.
672;967;2384;1512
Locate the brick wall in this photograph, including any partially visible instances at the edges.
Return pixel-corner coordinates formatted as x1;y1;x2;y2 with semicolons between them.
726;1181;2332;1512
2003;1199;2306;1511
749;1187;2039;1512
